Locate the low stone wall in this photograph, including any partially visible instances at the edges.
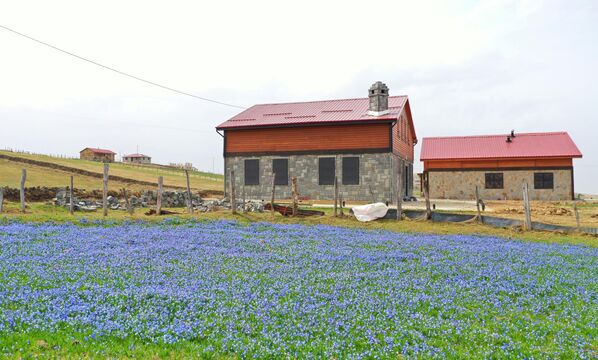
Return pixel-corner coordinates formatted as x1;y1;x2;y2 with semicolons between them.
225;153;410;202
428;169;573;200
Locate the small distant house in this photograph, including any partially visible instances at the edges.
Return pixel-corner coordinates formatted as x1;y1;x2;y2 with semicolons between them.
122;153;151;164
420;132;582;200
216;82;417;202
79;147;116;163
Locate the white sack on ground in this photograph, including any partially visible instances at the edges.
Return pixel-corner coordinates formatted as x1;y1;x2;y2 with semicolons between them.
352;202;389;222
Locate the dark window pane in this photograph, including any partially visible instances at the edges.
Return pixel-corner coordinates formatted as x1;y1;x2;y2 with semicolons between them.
272;159;288;185
534;172;554;189
318;157;335;185
244;159;259;185
485;173;503;189
342;157;360;185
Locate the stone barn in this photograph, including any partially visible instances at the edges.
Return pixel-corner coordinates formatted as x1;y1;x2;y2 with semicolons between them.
79;147;116;163
420;132;582;200
216;82;417;202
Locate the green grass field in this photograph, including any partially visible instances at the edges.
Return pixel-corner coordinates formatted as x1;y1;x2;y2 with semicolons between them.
0;150;223;192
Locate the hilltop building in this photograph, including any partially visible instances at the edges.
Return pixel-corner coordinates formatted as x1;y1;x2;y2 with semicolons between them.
216;82;417;202
122;153;151;164
79;147;115;163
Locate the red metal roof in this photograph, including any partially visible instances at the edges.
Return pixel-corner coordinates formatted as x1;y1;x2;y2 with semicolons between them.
123;153;150;158
420;132;582;161
217;96;416;140
81;147;115;155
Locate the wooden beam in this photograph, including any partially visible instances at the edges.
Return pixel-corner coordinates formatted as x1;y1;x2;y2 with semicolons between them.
522;182;532;231
291;177;298;217
121;188;133;215
270;172;276;215
69;175;74;215
230;170;236;214
333;176;338;217
185;170;193;214
475;185;482;222
102;164;109;217
0;187;4;213
20;168;26;213
573;201;580;231
423;172;431;220
156;176;163;216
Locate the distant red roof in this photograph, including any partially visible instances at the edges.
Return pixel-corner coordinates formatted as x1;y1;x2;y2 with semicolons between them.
123;153;150;158
81;147;115;155
421;132;582;161
217;96;416;141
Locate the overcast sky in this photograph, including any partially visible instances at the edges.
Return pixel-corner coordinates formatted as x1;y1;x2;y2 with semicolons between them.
1;0;596;193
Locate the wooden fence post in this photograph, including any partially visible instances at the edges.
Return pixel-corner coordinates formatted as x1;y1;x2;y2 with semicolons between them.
339;192;344;216
242;185;247;213
102;164;109;217
333;176;338;217
230;170;237;214
0;187;4;213
475;185;482;222
69;175;74;215
270;172;276;215
121;188;134;215
185;170;193;214
423;172;432;220
156;176;163;215
291;177;298;216
522;182;532;231
396;168;403;221
573;201;580;231
20;168;26;213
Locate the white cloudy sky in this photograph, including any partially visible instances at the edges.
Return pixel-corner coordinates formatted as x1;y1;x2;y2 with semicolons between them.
1;0;596;192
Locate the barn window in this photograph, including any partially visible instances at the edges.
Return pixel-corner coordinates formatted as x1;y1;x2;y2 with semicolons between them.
318;157;335;185
342;157;360;185
244;159;259;185
534;172;554;189
272;158;288;185
485;173;503;189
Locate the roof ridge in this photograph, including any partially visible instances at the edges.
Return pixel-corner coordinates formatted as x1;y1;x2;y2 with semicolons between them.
422;131;568;140
253;95;408;107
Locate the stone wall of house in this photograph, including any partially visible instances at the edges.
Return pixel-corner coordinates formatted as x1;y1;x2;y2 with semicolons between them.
428;169;573;200
224;153;412;202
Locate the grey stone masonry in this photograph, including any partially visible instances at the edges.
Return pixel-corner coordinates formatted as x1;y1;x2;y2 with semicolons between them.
225;153;412;202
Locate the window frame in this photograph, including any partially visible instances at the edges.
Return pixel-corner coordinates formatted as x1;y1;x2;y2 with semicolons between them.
484;173;504;189
534;172;554;190
272;158;289;186
244;159;260;186
342;156;360;185
318;157;336;185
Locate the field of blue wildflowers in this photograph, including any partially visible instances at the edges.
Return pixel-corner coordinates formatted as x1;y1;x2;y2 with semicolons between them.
0;219;596;358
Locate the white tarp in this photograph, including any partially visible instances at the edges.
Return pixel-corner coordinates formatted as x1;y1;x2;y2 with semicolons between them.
351;202;389;222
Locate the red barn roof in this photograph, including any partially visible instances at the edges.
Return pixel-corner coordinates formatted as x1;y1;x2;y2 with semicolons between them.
216;96;416;141
81;147;115;155
421;132;582;161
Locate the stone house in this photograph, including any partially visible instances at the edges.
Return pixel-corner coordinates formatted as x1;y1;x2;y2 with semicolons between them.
122;153;152;164
420;132;582;200
79;147;115;162
216;82;417;202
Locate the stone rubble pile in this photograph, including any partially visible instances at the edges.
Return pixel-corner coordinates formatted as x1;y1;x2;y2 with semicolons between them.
53;189;265;213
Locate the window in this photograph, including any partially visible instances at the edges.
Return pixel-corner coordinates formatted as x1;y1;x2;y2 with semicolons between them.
244;159;259;185
342;157;360;185
318;157;335;185
485;173;503;189
272;158;288;185
534;172;554;189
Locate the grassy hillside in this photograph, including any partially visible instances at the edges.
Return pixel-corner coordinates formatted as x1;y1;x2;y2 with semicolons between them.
0;150;223;193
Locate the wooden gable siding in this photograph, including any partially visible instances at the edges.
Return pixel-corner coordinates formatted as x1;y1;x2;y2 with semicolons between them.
424;157;573;171
392;111;415;161
224;123;391;155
